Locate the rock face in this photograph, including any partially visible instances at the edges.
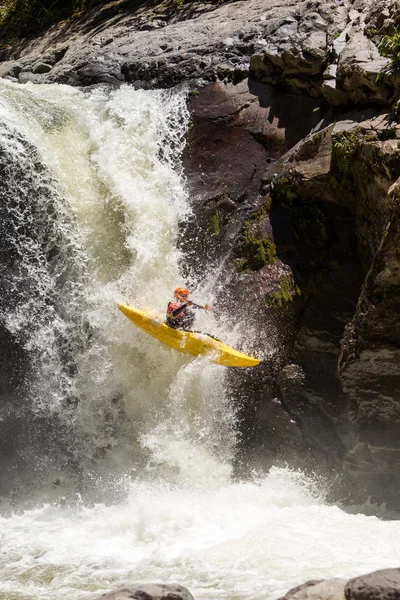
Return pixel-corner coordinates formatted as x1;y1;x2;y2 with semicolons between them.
1;0;400;510
0;0;397;107
181;79;400;504
93;583;194;600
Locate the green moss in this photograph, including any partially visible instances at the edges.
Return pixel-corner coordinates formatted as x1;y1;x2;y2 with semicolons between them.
186;118;195;152
234;257;248;272
276;177;297;202
210;209;222;237
392;100;400;122
270;174;343;300
328;130;371;206
269;276;301;308
237;226;276;271
235;197;277;271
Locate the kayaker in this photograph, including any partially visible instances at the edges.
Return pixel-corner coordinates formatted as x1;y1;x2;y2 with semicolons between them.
166;287;210;330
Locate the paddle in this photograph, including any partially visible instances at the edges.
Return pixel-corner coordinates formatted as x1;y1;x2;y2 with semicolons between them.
190;301;211;311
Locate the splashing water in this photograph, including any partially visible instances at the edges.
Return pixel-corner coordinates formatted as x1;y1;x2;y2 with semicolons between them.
0;79;399;600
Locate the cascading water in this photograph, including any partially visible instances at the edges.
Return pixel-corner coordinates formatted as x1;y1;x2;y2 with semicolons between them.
0;78;400;600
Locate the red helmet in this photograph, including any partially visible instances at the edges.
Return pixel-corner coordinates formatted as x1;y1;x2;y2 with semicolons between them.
175;287;189;298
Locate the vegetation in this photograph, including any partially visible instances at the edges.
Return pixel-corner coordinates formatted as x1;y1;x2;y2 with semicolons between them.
210;209;222;237
378;27;400;71
235;202;277;272
331;131;358;175
270;174;345;302
239;227;276;270
270;276;301;308
0;0;94;42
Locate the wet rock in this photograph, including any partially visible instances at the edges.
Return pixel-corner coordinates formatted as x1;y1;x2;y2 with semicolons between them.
32;62;52;74
180;79;322;281
180;80;268;280
0;61;22;78
276;580;323;600
345;569;400;600
251;112;400;505
278;578;347;600
93;583;194;600
75;58;125;86
18;71;45;84
337;173;400;507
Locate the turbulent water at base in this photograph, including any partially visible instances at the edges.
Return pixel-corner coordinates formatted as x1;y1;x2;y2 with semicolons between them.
0;79;400;600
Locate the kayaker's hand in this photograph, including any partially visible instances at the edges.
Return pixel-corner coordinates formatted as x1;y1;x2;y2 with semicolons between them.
186;300;193;306
204;304;211;311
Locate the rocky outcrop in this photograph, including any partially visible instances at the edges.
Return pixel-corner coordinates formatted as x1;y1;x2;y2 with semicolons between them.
0;0;399;110
182;81;400;505
256;117;400;505
338;175;400;507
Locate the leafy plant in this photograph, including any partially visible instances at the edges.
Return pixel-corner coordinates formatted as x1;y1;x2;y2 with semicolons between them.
379;27;400;70
0;0;91;43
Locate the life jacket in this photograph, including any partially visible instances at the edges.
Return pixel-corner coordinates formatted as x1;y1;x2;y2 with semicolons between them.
167;300;186;320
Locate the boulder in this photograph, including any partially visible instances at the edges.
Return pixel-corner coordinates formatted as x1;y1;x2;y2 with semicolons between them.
0;61;22;78
321;79;350;107
18;71;45;84
32;62;52;74
345;569;400;600
277;580;323;600
337;32;394;105
93;583;194;600
278;578;347;600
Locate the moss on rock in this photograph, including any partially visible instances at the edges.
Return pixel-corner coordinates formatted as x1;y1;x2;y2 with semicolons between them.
235;199;277;272
269;275;301;308
210;208;222;237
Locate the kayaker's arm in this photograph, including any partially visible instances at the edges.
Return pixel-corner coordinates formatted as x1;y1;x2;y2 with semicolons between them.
170;302;211;318
170;303;189;318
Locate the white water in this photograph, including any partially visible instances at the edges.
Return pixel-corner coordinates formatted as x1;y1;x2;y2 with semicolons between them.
0;79;399;600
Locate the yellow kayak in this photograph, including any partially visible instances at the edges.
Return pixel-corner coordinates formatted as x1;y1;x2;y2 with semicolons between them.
117;304;260;368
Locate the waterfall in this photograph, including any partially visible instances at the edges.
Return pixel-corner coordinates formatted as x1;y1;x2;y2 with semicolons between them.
0;79;234;495
1;79;400;600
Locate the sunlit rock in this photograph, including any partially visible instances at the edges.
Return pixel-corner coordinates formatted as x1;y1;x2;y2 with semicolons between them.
93;583;194;600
